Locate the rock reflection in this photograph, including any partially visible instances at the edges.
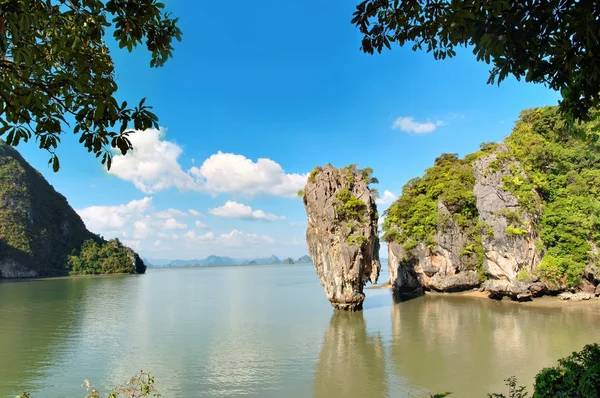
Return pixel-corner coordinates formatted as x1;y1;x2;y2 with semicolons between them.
390;294;600;396
314;311;387;398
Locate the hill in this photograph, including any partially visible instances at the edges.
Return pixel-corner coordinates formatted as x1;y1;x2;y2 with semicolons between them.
383;107;600;299
0;141;145;278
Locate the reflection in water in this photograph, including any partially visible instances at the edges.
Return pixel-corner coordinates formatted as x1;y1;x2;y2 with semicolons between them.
0;278;90;395
314;311;387;398
2;267;600;398
390;294;600;397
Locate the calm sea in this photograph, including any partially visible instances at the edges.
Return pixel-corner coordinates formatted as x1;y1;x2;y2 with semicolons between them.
1;263;599;397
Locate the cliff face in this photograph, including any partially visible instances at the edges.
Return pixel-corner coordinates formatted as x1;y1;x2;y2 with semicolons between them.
384;107;600;300
0;141;145;277
302;164;380;311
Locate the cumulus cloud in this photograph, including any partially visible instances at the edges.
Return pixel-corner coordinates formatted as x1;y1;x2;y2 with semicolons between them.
77;198;280;259
108;128;196;194
163;218;188;230
154;208;189;219
219;230;275;246
392;117;444;134
190;152;307;198
376;190;397;205
209;201;285;221
195;220;208;229
188;209;202;217
184;230;214;241
108;129;306;197
77;197;153;234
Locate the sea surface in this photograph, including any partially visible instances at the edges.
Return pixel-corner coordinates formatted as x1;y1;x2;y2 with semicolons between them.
1;263;599;398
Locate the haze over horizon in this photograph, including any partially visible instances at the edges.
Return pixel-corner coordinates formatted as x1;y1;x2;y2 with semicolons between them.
12;0;560;260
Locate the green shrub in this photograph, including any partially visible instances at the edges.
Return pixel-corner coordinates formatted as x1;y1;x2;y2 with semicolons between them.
68;239;142;275
505;225;528;237
335;189;367;223
346;234;366;246
308;166;323;183
537;253;585;288
297;189;304;197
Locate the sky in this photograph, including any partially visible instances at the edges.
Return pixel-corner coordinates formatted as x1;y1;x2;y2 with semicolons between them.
15;0;561;261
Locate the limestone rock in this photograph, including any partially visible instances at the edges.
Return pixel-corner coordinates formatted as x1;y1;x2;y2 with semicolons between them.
472;148;542;282
483;280;537;301
302;164;380;311
387;201;481;295
559;292;594;301
0;141;146;278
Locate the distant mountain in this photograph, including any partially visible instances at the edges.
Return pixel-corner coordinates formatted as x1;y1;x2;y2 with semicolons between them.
146;254;311;268
263;255;282;264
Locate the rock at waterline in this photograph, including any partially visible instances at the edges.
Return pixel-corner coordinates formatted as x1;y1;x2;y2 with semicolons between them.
301;164;380;311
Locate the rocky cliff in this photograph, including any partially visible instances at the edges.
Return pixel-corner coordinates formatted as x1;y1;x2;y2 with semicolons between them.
0;141;146;277
384;107;600;300
301;164;381;310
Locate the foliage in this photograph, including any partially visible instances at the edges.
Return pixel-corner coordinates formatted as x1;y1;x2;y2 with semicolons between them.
0;0;181;170
346;233;366;246
383;106;600;288
504;107;600;288
297;189;304;197
335;188;367;223
537;254;585;289
505;225;528;237
17;371;160;398
533;343;600;397
382;152;483;274
352;0;600;130
516;270;533;283
0;140;98;276
488;376;529;398
68;239;144;275
308;166;323;183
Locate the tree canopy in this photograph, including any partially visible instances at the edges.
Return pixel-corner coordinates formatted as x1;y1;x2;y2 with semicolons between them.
0;0;181;170
352;0;600;131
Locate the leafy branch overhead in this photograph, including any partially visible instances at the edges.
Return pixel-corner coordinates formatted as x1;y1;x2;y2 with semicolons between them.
0;0;182;171
352;0;600;130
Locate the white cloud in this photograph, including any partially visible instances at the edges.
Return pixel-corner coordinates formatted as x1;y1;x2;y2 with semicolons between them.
154;208;189;219
77;198;284;259
392;117;444;134
77;197;153;233
209;201;285;221
188;209;202;217
108;128;196;194
376;190;397;205
163;218;188;230
190;152;307;198
108;129;306;198
219;230;275;246
195;220;208;229
184;230;214;241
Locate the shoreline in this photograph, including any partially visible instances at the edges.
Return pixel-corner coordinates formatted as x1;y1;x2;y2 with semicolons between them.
367;281;600;307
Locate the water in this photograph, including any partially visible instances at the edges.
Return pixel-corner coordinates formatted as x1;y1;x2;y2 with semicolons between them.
0;264;599;398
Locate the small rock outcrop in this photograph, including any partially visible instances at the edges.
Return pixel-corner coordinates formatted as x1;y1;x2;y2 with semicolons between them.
0;140;146;277
301;164;381;311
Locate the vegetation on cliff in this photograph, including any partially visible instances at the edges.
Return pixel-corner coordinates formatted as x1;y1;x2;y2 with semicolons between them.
68;239;146;275
0;141;145;277
0;140;95;276
383;106;600;289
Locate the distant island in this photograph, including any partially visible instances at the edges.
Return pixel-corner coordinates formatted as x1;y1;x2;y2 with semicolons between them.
144;254;313;268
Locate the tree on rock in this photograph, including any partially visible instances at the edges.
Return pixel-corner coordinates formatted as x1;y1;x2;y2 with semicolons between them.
352;0;600;132
0;0;182;170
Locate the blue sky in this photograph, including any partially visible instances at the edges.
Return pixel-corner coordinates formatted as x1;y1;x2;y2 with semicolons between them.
15;0;560;261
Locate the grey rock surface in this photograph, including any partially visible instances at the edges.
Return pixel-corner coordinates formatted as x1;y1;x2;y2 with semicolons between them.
303;165;380;311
